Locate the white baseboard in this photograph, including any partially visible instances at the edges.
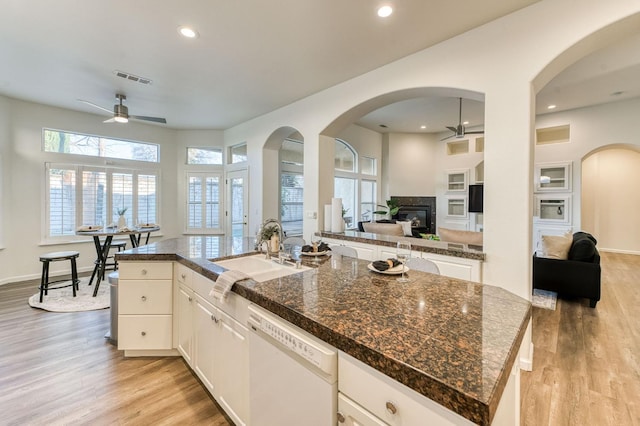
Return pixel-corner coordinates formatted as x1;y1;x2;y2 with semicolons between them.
599;248;640;256
520;342;534;371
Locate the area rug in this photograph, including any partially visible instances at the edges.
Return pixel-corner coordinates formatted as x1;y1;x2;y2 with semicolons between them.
28;277;110;312
532;289;557;310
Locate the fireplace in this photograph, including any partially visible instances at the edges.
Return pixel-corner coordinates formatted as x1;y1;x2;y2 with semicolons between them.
391;196;436;235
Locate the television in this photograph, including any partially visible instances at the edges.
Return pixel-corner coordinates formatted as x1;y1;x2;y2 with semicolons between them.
468;184;483;213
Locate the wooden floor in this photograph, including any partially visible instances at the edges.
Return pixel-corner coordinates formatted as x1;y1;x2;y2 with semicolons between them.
521;251;640;426
0;276;231;426
2;253;639;425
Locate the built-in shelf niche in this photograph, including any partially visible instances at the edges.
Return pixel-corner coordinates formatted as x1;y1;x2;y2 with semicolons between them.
446;197;468;218
535;161;572;192
475;161;484;183
475;137;484;153
534;195;571;224
446;140;469;155
446;169;468;192
536;125;570;145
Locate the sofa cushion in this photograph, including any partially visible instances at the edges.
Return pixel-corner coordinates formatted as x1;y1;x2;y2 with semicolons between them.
362;222;404;237
437;227;483;245
569;233;597;262
539;232;572;260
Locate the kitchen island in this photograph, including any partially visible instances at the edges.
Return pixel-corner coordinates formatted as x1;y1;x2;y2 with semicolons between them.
116;236;530;425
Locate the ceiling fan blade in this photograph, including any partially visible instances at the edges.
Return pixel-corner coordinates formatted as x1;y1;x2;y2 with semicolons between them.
129;115;167;124
465;130;485;134
440;133;456;141
103;117;116;123
446;126;457;133
78;99;113;114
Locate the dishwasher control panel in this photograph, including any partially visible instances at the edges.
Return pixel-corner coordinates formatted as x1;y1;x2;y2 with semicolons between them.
248;304;337;377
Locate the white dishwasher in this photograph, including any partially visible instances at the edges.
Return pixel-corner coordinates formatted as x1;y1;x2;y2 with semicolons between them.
247;304;337;426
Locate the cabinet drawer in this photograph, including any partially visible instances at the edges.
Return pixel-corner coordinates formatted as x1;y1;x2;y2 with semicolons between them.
119;262;173;280
193;273;249;324
175;263;193;288
338;352;473;425
118;315;173;350
338;392;386;426
119;280;173;314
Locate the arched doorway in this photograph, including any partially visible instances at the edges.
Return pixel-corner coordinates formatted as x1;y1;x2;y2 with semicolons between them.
582;145;640;254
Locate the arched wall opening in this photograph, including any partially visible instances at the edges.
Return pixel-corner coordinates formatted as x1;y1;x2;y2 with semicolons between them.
582;144;640;254
261;126;304;233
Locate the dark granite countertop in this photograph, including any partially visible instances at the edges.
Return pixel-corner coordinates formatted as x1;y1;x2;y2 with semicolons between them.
320;230;486;261
117;236;529;425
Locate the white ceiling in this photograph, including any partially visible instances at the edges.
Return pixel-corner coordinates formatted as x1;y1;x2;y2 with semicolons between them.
0;0;541;130
0;1;637;133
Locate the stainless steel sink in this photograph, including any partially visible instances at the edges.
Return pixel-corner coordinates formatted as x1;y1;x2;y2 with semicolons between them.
213;254;310;282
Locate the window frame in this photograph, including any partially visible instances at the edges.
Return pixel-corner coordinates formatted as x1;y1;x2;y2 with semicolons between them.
185;171;225;234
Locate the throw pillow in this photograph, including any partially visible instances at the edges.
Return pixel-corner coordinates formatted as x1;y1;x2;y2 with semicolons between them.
539;232;572;260
397;221;413;237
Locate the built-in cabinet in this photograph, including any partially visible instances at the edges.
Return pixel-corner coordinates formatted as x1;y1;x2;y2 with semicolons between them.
533;161;573;252
118;262;174;353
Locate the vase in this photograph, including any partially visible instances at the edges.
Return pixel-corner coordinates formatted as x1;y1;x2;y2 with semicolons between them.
117;215;127;230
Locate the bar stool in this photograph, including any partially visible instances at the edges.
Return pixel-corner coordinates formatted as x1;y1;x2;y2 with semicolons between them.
39;251;80;303
106;241;126;271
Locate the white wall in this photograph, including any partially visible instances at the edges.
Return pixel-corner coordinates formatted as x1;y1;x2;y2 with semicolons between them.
582;147;640;253
386;133;439;197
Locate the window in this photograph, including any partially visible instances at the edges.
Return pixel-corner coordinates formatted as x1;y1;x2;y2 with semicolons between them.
334;139;379;228
281;173;303;236
230;144;247;163
43;129;159;162
46;164;159;238
187;147;223;165
186;172;223;233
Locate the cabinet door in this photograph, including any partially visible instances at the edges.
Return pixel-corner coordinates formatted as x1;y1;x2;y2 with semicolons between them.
176;284;195;365
194;295;220;394
338;392;387;426
216;311;249;426
535;162;572;192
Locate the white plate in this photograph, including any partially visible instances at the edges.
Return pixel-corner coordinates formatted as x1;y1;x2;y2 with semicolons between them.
138;224;158;228
367;262;409;275
300;251;329;257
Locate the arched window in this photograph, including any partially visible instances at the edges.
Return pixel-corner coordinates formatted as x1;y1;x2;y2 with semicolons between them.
334;139;378;228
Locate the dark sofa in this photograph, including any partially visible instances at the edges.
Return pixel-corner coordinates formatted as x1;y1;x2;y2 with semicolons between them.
533;232;601;308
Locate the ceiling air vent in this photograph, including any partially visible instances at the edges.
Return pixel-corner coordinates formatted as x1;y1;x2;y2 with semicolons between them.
113;70;152;85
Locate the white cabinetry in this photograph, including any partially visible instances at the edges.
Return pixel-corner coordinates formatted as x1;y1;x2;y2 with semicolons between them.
534;162;572;192
177;271;249;426
338;351;475;425
322;237;481;281
118;262;174;354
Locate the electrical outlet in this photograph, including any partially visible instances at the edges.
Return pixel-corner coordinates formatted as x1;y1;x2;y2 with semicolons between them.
305;211;317;219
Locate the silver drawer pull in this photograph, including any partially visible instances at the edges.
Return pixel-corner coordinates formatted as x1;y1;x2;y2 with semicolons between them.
141;331;146;336
141;296;147;302
188;296;193;302
141;269;148;275
336;412;345;423
386;401;397;415
211;315;219;323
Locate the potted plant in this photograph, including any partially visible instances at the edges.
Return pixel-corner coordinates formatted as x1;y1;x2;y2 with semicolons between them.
260;224;280;252
373;199;400;221
341;206;349;230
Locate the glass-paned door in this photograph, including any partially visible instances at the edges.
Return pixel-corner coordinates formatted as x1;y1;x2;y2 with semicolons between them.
226;169;248;238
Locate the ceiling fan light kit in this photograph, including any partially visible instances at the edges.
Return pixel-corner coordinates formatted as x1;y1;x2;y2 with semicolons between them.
79;93;166;124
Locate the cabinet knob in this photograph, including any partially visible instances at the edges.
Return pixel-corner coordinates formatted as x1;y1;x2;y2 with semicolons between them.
181;273;186;279
141;296;147;302
336;412;345;423
141;331;146;336
386;401;398;415
188;296;193;302
141;269;148;275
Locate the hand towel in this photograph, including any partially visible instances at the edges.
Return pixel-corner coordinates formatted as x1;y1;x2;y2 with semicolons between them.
210;270;251;302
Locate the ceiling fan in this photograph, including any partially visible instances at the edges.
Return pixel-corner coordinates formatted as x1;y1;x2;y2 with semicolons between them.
441;97;484;141
78;94;167;124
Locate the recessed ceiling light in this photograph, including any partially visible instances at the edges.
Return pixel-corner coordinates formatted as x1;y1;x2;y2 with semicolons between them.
178;26;199;38
547;104;557;110
377;5;393;18
420;125;426;129
462;121;469;125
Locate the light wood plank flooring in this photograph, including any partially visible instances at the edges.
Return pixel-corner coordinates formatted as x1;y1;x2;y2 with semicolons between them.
2;253;638;425
521;252;640;426
0;276;231;426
